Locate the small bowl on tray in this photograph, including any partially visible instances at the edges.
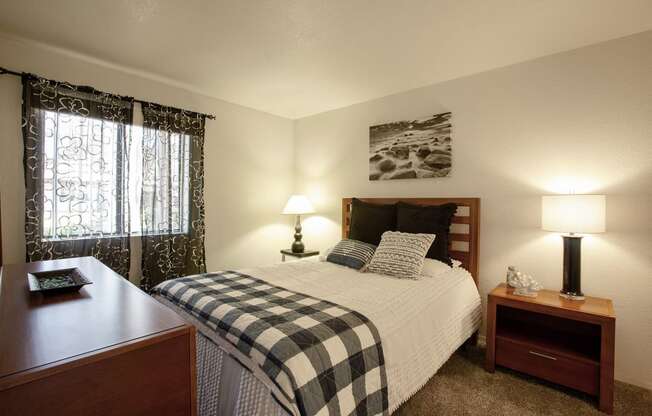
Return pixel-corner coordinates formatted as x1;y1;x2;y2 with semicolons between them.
27;268;93;294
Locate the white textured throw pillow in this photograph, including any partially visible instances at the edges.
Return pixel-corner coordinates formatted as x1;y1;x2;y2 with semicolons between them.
366;231;436;279
421;258;452;278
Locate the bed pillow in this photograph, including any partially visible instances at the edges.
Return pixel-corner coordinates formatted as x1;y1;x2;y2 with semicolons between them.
421;258;452;278
396;202;457;265
366;231;435;279
319;245;335;261
348;198;397;246
326;239;377;270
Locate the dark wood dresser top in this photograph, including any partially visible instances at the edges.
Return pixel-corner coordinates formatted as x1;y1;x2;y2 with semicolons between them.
0;257;187;381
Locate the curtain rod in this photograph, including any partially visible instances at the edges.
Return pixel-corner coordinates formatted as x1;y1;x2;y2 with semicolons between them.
0;66;216;120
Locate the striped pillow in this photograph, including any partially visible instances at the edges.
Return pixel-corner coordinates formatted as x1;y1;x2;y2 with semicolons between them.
326;239;377;270
366;231;436;279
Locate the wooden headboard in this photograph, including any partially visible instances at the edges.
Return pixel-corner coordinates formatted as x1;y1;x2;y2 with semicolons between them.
342;198;480;286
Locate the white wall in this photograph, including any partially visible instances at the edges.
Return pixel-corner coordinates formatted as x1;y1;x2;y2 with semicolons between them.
0;35;295;274
294;31;652;389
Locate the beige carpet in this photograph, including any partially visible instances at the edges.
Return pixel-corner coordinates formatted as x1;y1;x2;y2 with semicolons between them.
394;346;651;416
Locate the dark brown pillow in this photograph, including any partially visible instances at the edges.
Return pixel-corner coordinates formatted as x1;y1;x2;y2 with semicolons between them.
396;202;457;265
348;198;397;246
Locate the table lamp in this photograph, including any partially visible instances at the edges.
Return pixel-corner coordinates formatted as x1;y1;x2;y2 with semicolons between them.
541;194;606;300
282;195;315;253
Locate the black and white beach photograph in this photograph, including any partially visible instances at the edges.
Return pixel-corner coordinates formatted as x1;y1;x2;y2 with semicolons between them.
369;112;452;180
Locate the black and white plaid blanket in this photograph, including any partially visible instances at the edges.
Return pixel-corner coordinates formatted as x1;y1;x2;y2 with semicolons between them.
153;271;388;416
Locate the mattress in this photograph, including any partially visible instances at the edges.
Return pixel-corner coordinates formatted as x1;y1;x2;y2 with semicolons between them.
157;259;481;414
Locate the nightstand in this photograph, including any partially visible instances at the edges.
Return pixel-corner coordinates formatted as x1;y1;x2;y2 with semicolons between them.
485;284;615;414
280;249;319;262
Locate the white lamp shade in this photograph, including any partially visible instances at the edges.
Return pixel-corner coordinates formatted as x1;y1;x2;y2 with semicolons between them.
541;195;606;233
282;195;315;215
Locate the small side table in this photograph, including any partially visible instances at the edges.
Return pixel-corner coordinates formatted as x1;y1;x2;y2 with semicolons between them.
485;283;615;414
280;249;319;262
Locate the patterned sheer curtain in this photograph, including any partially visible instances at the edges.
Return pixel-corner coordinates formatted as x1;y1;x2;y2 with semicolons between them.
139;103;206;290
21;74;133;277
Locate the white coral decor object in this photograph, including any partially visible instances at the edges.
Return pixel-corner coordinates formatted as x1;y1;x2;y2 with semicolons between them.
506;266;542;297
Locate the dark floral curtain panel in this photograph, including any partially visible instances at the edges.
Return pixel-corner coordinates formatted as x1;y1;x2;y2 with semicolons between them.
139;103;206;290
21;74;133;277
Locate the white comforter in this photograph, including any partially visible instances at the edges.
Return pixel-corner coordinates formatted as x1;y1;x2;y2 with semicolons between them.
233;260;482;413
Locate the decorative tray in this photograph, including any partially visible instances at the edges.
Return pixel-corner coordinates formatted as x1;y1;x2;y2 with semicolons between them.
27;267;93;294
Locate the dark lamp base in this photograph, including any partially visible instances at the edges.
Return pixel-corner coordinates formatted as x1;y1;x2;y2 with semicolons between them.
561;234;584;301
291;215;305;253
559;291;586;301
291;241;305;253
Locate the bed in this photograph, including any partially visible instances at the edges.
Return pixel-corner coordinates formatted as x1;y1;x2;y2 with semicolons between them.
154;197;482;416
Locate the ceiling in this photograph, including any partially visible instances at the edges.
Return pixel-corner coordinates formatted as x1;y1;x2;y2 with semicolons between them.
1;1;651;119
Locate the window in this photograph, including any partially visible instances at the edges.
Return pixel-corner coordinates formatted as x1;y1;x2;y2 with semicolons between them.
134;124;192;236
41;111;191;240
41;111;125;239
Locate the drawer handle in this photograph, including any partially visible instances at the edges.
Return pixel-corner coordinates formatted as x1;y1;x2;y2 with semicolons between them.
528;351;557;361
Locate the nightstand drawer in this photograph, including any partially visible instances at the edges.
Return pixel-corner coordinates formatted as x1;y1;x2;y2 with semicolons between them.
495;336;599;395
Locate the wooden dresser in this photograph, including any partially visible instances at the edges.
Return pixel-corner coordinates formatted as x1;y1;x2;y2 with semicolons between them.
0;257;196;416
485;284;615;414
